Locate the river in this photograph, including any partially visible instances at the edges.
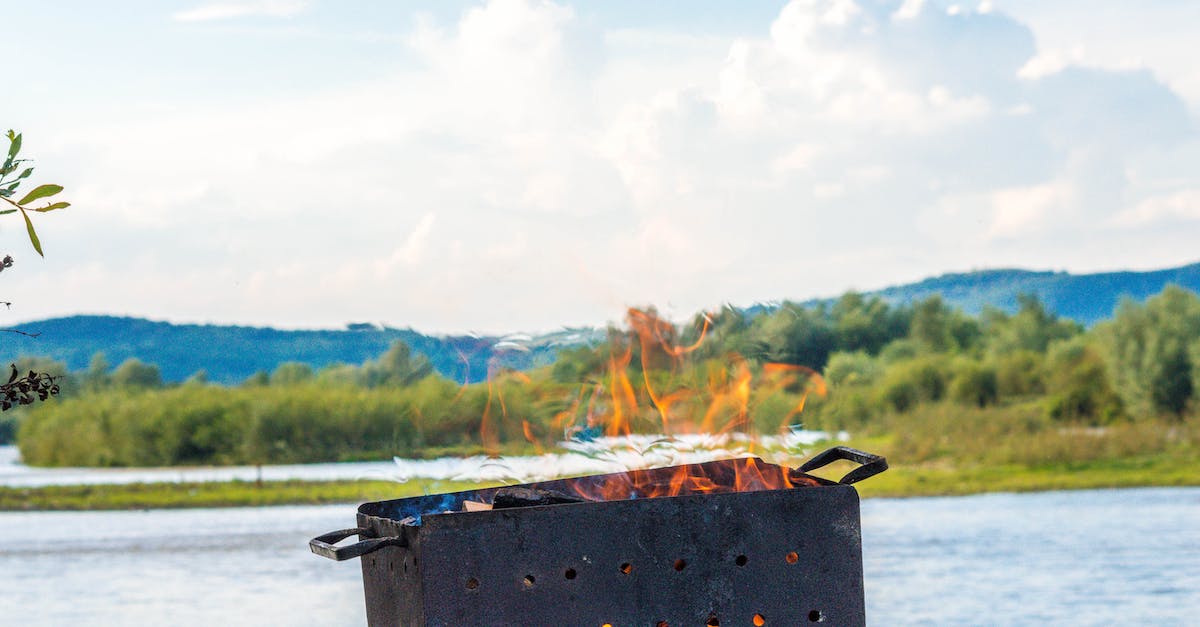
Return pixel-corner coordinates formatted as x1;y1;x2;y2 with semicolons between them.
1;487;1196;625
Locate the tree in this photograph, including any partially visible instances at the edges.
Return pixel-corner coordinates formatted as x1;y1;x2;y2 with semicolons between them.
831;292;909;355
112;358;163;389
270;361;314;386
1044;337;1123;422
82;353;112;392
1;130;69;410
909;296;980;353
1101;286;1200;418
359;340;433;388
983;294;1080;355
754;303;837;369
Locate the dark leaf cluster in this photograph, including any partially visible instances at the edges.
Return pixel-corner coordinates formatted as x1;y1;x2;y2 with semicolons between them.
1;364;60;411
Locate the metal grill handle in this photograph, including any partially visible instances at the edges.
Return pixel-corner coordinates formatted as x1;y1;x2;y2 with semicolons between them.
309;527;406;561
799;446;888;485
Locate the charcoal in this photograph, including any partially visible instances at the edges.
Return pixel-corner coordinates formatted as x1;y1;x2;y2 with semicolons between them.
491;487;587;509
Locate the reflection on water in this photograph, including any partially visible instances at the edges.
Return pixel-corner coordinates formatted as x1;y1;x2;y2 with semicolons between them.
1;488;1196;626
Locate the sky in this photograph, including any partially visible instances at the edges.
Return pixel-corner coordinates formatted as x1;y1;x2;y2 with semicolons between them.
4;0;1200;334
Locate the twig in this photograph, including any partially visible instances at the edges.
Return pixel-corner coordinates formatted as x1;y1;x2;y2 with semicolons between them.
0;328;40;338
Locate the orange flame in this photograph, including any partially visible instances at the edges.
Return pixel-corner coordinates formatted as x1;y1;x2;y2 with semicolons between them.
481;366;534;456
476;306;828;494
565;456;819;503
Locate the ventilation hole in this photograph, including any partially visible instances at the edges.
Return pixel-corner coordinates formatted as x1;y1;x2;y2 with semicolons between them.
673;558;687;571
403;560;409;573
388;561;394;573
735;555;748;567
705;613;720;626
522;575;535;588
564;568;577;580
753;613;766;626
808;610;824;622
465;577;479;590
619;562;633;574
785;552;799;564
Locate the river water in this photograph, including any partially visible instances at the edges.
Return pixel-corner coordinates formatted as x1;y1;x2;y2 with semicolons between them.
1;487;1196;626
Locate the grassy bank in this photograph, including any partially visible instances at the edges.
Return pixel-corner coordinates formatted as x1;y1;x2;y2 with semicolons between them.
0;478;494;511
848;453;1200;498
3;454;1197;510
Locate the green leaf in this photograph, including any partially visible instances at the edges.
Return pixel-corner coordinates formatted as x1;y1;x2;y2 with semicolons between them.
16;167;33;181
16;184;62;205
0;209;15;215
20;208;43;257
35;201;69;212
6;133;20;160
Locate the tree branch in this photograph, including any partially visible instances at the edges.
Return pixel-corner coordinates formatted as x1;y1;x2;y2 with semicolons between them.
0;328;40;338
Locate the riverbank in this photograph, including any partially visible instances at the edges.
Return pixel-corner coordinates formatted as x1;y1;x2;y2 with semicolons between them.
3;454;1197;510
0;478;492;511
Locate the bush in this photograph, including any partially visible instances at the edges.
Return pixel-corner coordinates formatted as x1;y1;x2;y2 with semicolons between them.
950;362;999;408
994;350;1045;398
878;357;948;412
1044;338;1123;423
824;351;882;388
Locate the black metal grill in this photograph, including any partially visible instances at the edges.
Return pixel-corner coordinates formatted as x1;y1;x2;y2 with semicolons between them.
311;446;886;627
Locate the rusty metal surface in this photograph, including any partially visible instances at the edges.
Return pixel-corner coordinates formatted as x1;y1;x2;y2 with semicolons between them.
356;489;865;624
312;453;886;626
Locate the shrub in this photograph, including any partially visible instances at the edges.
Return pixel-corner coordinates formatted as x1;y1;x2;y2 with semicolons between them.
949;362;999;408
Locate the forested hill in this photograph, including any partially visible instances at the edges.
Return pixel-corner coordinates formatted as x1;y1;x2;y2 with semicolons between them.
6;261;1198;384
867;262;1200;325
4;316;588;385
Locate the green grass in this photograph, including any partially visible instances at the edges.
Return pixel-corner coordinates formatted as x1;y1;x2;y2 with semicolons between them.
847;454;1200;498
0;478;496;511
3;454;1197;510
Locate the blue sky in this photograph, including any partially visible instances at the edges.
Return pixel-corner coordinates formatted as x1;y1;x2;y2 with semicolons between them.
5;0;1200;333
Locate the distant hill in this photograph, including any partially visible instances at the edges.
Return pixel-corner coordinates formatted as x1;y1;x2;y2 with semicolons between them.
3;316;601;385
866;262;1200;325
5;261;1198;384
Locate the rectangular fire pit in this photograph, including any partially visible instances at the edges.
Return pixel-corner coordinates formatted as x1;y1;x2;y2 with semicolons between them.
311;446;886;627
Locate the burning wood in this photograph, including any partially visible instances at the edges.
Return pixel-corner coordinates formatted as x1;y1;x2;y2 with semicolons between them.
491;486;587;509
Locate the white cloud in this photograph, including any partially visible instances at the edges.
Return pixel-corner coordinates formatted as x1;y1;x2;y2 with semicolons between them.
11;0;1200;332
1111;190;1200;226
1017;47;1086;80
892;0;926;20
173;0;310;22
998;1;1200;109
988;181;1076;238
390;213;437;270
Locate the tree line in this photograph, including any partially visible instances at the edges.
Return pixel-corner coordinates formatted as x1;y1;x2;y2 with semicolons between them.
11;285;1200;467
